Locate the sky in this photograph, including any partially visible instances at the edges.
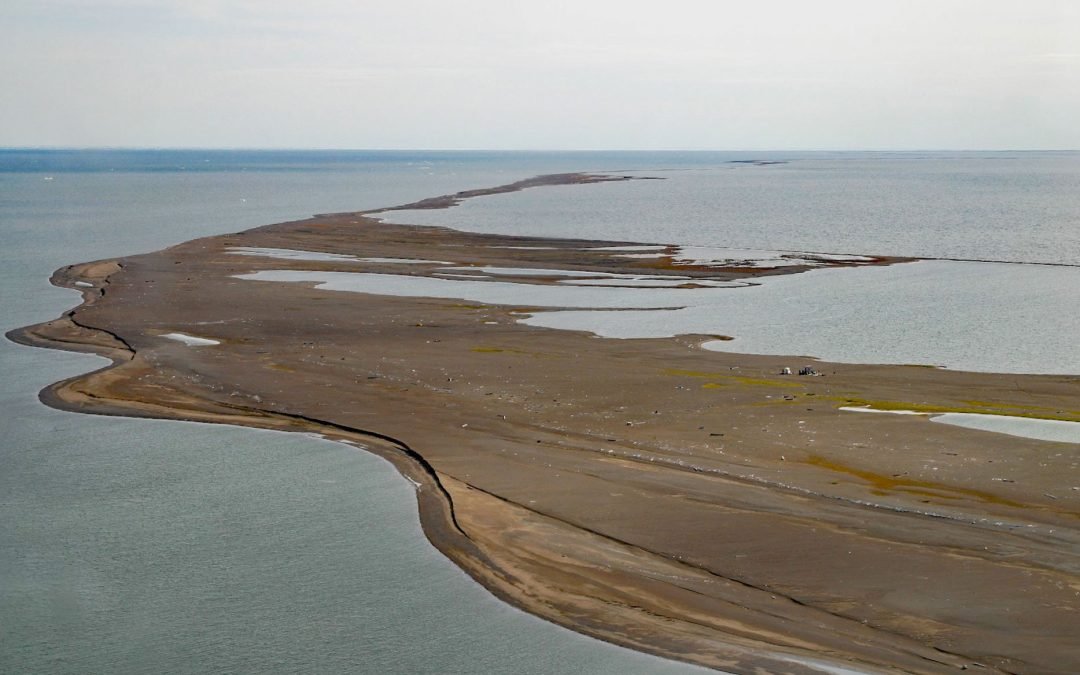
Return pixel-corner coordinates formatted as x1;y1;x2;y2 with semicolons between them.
2;0;1078;150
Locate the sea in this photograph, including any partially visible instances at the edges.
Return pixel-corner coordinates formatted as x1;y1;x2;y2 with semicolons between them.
2;149;1078;674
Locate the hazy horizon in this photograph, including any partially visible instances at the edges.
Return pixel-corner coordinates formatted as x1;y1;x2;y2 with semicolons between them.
5;146;1079;153
3;1;1078;151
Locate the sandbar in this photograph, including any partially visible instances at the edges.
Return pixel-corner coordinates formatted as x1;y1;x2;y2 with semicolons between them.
8;173;1079;674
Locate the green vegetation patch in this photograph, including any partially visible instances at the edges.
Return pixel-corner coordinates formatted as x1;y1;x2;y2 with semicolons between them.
665;368;802;389
471;346;531;355
833;396;1080;422
805;455;1026;509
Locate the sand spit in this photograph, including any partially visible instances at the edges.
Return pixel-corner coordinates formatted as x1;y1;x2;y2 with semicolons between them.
7;173;1080;674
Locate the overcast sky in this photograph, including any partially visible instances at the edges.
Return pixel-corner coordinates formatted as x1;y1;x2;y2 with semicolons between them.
2;0;1078;150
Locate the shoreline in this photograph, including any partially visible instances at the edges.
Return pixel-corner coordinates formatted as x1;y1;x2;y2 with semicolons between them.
8;173;1080;674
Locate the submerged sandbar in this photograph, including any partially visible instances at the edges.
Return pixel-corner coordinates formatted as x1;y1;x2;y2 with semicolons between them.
8;173;1080;674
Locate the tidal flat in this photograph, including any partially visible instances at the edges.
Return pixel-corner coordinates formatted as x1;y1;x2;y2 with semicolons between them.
10;173;1080;674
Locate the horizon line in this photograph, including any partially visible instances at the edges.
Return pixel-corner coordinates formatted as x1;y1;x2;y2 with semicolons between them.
2;146;1078;154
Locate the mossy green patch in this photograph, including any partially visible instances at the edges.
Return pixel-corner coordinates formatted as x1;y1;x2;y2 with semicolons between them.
961;399;1061;412
805;455;1026;509
730;376;801;388
832;396;1080;422
471;346;530;355
665;369;802;389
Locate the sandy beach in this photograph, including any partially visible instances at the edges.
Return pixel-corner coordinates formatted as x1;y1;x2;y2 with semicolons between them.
9;174;1080;674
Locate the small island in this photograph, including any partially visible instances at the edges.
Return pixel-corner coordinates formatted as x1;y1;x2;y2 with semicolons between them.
10;174;1080;674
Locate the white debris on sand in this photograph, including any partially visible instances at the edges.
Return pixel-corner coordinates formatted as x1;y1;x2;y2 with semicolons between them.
227;247;449;265
162;332;220;347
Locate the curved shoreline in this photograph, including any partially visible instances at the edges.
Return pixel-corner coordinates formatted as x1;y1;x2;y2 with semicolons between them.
12;295;907;675
8;173;1080;674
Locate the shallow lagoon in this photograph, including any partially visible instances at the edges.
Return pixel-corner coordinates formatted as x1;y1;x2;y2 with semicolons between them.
842;407;1080;444
930;413;1080;444
237;259;1080;375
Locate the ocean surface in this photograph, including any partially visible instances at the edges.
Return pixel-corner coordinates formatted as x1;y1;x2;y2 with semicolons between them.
2;149;1078;673
380;151;1080;266
0;150;712;675
237;258;1080;375
373;151;1080;375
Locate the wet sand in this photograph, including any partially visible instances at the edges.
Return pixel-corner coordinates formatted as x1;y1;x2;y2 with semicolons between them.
9;174;1080;674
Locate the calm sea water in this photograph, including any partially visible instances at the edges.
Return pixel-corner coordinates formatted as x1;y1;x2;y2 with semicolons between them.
3;150;1078;673
1;150;714;674
380;151;1080;266
239;259;1080;375
373;151;1079;375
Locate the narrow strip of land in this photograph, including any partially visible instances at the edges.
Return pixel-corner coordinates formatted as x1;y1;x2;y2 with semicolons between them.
9;174;1079;674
